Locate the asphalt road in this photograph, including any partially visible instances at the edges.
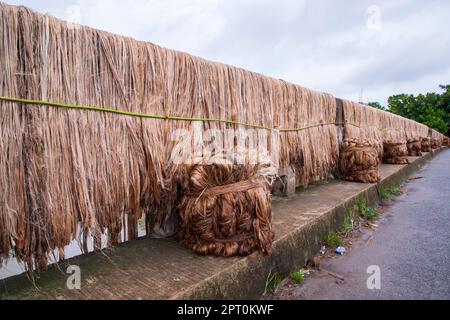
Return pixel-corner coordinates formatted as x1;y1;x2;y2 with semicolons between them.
282;149;450;300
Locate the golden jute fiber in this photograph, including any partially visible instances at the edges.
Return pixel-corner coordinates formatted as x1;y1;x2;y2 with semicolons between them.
0;3;447;268
339;139;380;183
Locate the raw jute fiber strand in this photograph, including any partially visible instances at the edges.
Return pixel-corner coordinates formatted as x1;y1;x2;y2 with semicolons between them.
339;139;380;183
421;137;432;152
177;154;276;256
383;141;409;165
407;138;422;157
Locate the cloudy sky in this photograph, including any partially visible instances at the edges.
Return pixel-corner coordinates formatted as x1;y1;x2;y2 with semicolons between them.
5;0;450;105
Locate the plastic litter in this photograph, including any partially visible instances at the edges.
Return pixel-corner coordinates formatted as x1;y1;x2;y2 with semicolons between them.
335;247;346;255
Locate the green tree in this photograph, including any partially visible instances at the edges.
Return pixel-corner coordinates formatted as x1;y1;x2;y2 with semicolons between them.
368;101;387;111
388;86;449;135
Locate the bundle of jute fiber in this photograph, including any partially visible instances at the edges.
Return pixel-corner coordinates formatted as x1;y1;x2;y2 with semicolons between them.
407;138;422;157
338;139;380;183
421;137;432;152
431;138;442;149
177;155;276;257
383;141;409;164
443;137;449;147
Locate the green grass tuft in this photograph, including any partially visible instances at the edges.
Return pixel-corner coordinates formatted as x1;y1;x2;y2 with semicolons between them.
340;210;354;235
358;196;367;217
264;271;286;294
326;232;344;247
290;271;305;284
364;207;380;220
380;185;402;200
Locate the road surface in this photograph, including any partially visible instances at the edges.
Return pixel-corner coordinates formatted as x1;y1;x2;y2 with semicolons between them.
280;149;450;300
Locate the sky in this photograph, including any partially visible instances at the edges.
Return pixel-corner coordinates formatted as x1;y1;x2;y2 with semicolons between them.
4;0;450;105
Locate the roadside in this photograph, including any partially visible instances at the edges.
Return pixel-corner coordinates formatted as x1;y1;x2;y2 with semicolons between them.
266;149;450;300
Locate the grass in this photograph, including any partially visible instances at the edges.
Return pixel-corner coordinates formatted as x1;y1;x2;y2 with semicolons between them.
380;185;402;200
290;271;305;284
387;186;402;196
340;210;354;235
326;232;344;247
358;196;367;217
364;207;380;220
264;271;286;294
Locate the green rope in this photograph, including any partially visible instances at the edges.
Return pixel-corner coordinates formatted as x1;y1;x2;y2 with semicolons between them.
0;95;387;133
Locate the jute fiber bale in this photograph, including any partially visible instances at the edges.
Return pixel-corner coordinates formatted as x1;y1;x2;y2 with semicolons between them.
421;137;432;152
431;129;446;149
443;137;449;147
407;137;422;157
177;154;276;256
339;139;379;183
431;138;442;149
383;141;409;164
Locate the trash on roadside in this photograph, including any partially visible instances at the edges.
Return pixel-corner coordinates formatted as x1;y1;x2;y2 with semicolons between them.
320;246;326;255
335;247;346;255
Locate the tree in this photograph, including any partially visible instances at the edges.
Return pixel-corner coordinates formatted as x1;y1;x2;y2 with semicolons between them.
387;85;449;135
368;101;387;111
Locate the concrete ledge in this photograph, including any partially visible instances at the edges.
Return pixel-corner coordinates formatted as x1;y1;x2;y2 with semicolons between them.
0;148;447;300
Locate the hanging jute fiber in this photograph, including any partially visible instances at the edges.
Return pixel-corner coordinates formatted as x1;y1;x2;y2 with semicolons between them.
177;155;275;257
443;137;449;147
0;2;442;270
0;3;336;268
431;138;442;149
383;141;409;164
421;137;431;152
407;138;422;157
338;139;379;183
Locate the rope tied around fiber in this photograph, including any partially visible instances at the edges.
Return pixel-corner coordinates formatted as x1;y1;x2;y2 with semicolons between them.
339;139;380;183
383;140;409;165
407;137;422;156
177;154;276;257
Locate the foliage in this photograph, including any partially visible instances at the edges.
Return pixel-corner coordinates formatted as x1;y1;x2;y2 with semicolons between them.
364;208;380;220
265;271;285;294
387;85;450;135
380;185;402;200
326;232;344;247
358;196;367;217
368;101;387;111
290;271;305;284
340;210;354;235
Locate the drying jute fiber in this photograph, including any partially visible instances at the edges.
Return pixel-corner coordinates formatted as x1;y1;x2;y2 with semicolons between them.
421;137;432;152
443;137;449;147
177;153;276;256
431;138;442;149
0;3;339;269
0;2;445;272
383;141;409;165
339;138;379;183
407;138;422;157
